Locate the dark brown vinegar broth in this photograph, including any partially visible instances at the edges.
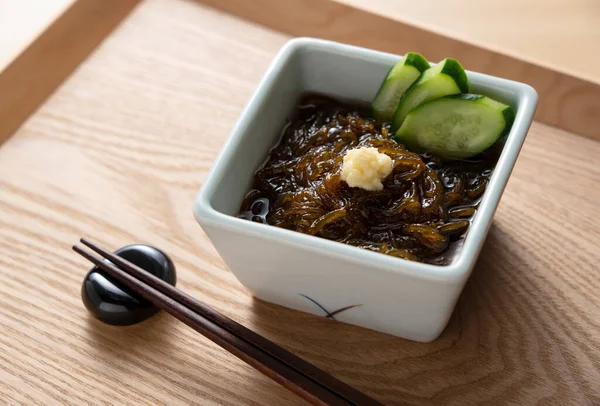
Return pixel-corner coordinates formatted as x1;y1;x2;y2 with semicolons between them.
239;94;500;265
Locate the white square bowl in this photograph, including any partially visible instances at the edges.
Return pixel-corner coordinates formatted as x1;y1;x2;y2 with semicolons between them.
193;38;537;342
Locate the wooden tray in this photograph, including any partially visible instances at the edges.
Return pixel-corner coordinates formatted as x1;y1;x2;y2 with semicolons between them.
0;0;139;144
199;0;600;142
1;0;598;404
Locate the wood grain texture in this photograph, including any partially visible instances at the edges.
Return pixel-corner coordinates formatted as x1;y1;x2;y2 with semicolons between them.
1;0;599;405
196;0;600;142
0;0;139;144
336;0;600;86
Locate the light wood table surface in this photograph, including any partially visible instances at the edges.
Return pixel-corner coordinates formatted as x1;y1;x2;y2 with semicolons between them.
337;0;600;86
1;0;599;405
198;0;600;141
0;0;73;69
0;0;139;142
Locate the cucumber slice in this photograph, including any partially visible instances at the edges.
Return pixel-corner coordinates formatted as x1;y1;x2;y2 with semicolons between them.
371;53;430;121
391;58;469;131
395;94;515;160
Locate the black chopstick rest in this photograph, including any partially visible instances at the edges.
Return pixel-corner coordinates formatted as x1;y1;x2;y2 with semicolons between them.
75;239;384;405
81;244;176;326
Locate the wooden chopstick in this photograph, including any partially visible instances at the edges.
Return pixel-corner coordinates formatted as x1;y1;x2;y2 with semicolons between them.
73;245;343;405
78;238;378;404
73;239;384;406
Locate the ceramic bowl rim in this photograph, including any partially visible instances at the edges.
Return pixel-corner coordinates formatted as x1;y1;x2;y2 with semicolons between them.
193;37;538;284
